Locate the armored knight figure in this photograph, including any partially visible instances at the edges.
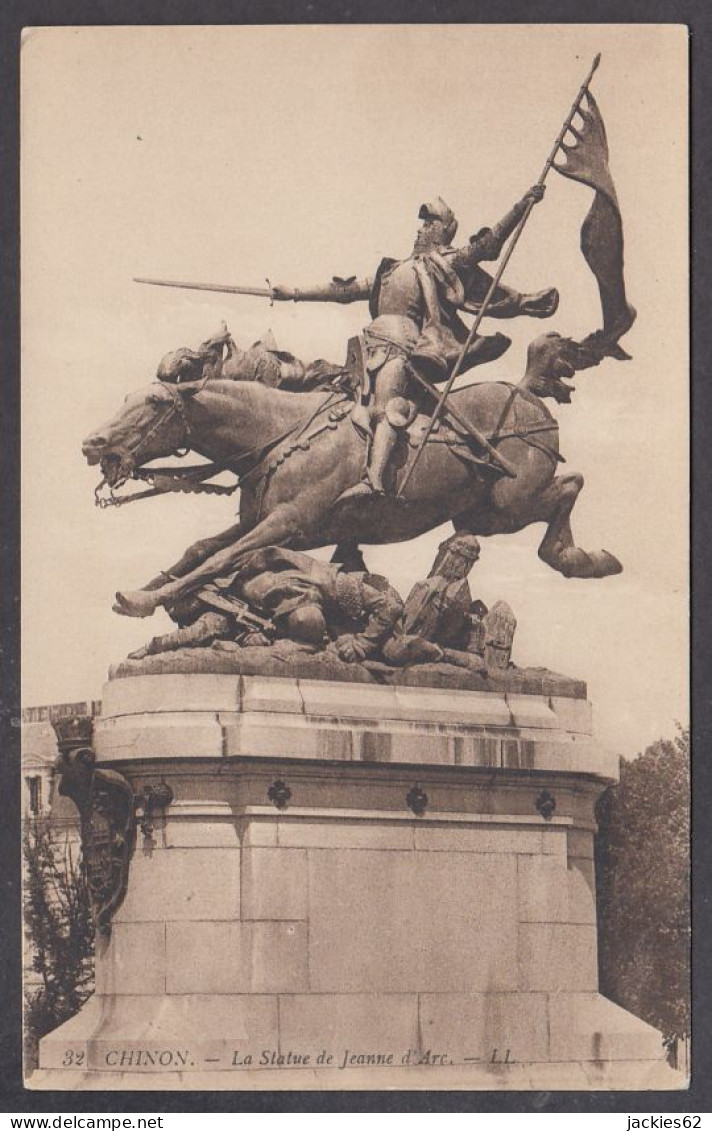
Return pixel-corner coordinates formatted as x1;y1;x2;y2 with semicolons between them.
273;189;559;498
383;532;484;667
235;547;403;662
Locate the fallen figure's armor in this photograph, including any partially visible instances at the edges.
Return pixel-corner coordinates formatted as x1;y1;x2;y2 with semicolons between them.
126;538;516;679
129;546;405;666
156;322;347;393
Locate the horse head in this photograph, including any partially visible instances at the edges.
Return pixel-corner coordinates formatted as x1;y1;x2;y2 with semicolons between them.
82;382;200;489
522;332;603;404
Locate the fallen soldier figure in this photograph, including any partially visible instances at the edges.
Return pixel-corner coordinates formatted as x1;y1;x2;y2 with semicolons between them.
128;546;403;665
155;322;347;393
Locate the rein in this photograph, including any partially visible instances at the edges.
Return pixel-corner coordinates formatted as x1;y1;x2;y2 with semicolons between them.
94;382;217;509
94;463;240;509
482;383;563;467
410;379;563;474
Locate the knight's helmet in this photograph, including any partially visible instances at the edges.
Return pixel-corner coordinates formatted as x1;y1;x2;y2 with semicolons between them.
156;347;201;384
417;196;458;246
279;604;327;648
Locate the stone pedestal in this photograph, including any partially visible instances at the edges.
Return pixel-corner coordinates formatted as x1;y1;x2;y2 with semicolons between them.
33;673;679;1090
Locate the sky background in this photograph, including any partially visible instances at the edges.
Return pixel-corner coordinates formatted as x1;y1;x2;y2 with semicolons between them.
21;25;688;756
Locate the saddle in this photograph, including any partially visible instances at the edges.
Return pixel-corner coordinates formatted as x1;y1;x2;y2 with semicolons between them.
343;333;488;460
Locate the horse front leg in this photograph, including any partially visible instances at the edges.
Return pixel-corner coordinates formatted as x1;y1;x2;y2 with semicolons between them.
113;505;302;617
537;473;623;579
140;522;246;591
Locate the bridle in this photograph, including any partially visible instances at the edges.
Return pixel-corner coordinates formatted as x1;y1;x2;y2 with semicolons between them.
94;381;216;509
93;380;352;511
131;382;193;463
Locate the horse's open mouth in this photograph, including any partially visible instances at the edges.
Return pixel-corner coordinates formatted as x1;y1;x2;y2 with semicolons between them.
100;452;134;489
552;377;576;404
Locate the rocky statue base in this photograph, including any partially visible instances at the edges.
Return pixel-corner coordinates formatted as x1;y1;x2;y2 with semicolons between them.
32;671;680;1091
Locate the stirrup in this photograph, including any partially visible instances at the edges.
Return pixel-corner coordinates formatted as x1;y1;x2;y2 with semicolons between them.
335;478;386;505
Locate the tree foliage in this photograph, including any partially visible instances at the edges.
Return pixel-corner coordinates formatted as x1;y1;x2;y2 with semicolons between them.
595;726;690;1042
23;821;95;1070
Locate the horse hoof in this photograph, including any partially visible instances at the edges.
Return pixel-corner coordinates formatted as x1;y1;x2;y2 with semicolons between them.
114;590;158;618
559;548;594;578
594;550;623;577
560;548;623;579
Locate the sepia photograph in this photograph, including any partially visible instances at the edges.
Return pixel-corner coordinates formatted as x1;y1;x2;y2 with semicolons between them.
20;23;689;1092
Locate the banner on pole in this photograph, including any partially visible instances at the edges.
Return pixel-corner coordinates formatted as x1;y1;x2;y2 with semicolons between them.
554;90;637;361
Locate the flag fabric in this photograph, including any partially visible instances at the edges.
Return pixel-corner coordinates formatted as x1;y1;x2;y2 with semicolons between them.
553;90;636;363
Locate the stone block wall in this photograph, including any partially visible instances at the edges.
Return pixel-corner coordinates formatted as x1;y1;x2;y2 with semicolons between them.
35;674;672;1088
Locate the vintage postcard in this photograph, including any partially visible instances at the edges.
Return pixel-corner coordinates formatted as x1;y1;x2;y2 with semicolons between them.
21;24;689;1092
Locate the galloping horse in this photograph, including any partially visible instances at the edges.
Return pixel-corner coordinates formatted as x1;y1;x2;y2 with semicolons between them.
82;333;622;618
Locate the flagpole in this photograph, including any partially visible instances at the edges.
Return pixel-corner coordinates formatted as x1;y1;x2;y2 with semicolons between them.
396;52;601;499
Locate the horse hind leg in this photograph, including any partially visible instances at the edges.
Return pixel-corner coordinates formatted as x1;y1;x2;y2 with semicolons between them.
538;472;623;579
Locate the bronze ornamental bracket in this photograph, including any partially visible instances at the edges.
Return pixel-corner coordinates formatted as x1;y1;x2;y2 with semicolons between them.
52;717;172;933
53;716;136;934
135;783;175;840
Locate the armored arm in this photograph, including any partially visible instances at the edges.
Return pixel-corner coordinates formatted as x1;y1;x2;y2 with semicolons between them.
363;583;404;646
333;575;404;662
272;276;373;304
453;185;546;267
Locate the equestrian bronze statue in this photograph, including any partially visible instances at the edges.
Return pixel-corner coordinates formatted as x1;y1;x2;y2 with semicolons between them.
87;54;634;623
82;330;622;620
